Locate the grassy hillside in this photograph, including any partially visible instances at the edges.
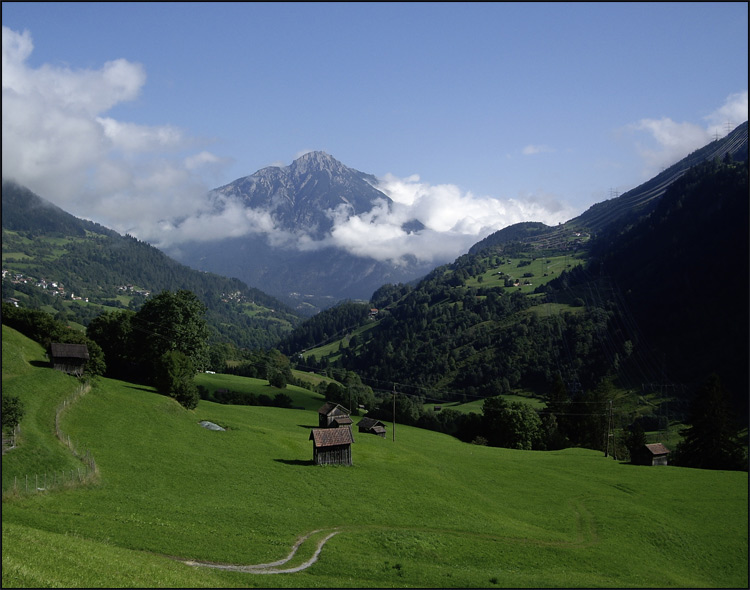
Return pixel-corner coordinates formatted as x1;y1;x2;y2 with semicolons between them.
2;326;747;588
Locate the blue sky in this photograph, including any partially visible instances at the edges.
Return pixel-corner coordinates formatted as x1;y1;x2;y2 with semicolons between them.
2;2;748;264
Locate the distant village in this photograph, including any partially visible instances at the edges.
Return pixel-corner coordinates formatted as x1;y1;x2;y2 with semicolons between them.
3;269;257;311
2;268;151;305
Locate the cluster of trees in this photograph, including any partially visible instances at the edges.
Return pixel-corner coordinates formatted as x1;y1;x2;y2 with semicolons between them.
355;374;620;453
86;290;211;409
278;301;373;353
198;386;294;409
222;348;295;389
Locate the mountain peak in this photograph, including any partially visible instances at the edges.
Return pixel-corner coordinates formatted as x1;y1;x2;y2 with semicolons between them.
290;151;346;176
212;151;391;240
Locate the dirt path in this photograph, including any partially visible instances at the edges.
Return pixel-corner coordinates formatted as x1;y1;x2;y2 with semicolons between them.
181;498;597;575
182;528;340;574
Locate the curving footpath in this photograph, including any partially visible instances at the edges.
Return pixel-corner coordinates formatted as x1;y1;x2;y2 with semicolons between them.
182;528;341;574
180;498;596;575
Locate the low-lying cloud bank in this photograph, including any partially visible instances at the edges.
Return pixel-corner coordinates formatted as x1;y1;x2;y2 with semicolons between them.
2;25;747;267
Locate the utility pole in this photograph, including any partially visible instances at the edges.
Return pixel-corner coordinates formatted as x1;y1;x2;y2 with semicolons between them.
605;399;612;457
611;400;617;460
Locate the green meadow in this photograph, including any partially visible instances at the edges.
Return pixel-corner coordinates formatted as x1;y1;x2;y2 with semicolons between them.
2;326;747;588
465;254;585;294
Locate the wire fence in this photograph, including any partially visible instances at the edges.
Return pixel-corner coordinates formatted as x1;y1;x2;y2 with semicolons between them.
4;382;98;498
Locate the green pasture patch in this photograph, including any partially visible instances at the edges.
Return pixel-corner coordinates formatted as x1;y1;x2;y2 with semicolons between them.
2;327;747;588
301;321;379;361
194;372;326;411
292;370;339;389
426;393;546;415
2;251;34;263
525;301;585;317
466;254;584;293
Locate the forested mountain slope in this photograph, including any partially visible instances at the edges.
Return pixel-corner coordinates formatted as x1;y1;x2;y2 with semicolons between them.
1;180;301;349
586;156;749;414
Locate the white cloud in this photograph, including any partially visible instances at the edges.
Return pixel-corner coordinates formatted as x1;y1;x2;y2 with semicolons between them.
96;117;187;153
311;174;577;266
705;90;748;136
522;144;554;156
629;90;748;177
1;25;230;240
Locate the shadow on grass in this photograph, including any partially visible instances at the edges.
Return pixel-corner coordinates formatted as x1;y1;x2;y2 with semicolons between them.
274;458;314;466
297;424;318;429
125;385;157;393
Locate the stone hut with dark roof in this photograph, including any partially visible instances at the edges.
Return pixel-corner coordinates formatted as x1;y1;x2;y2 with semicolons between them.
49;343;90;377
632;442;670;466
309;426;354;465
318;402;351;428
358;416;386;438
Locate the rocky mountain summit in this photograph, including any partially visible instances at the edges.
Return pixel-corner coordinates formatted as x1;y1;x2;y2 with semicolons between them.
169;152;433;313
212;151;391;240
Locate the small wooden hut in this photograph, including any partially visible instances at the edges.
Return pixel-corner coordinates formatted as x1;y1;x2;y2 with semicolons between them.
318;402;351;428
358;416;386;438
309;426;354;465
632;442;670;466
49;343;90;376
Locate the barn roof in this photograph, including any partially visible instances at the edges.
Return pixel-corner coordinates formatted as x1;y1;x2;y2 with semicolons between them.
50;343;90;360
318;402;349;417
645;443;670;455
358;417;385;429
310;426;354;447
332;416;353;426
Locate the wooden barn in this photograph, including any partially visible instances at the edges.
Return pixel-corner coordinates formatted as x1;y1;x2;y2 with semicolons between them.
358;416;386;438
632;442;670;466
309;426;354;466
318;402;351;428
49;343;90;377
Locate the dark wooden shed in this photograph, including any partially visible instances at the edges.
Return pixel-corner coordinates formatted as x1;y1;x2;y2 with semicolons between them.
632;442;670;466
49;343;90;376
318;402;351;428
309;426;354;465
358;416;386;438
